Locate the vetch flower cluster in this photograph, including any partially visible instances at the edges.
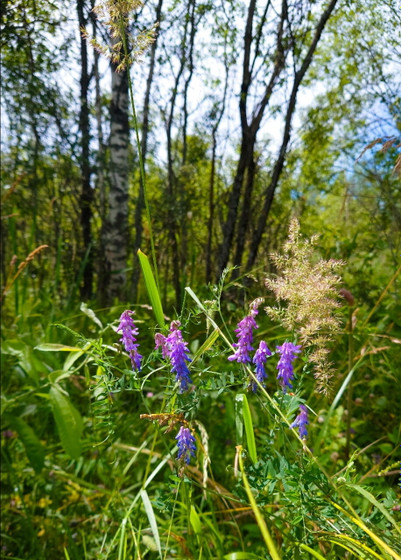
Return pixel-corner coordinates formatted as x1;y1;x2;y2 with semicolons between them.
155;321;192;392
251;340;272;391
176;426;196;465
290;404;309;439
117;310;142;371
227;301;275;391
276;341;301;392
228;308;259;364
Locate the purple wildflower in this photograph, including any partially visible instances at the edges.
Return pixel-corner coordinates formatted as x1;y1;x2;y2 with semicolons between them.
276;341;301;391
117;310;142;371
155;332;169;359
250;340;272;391
290;404;309;438
155;321;192;392
176;426;196;464
228;309;259;364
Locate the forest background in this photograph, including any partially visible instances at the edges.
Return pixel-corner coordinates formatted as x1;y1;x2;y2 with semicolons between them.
1;0;401;558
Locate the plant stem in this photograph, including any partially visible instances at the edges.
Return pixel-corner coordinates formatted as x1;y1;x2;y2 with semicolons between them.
345;306;354;461
119;18;160;291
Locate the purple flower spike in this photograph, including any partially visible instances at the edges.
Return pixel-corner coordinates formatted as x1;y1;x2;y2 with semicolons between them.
290;404;309;438
228;309;259;364
168;322;192;392
117;310;142;371
176;426;196;464
250;340;272;391
276;341;301;391
155;321;192;392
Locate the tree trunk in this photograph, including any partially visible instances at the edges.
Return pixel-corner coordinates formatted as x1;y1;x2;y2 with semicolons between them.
216;0;256;279
77;0;93;300
246;0;339;270
217;0;285;279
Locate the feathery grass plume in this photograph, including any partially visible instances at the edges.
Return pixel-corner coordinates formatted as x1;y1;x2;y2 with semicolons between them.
265;218;344;393
82;0;157;72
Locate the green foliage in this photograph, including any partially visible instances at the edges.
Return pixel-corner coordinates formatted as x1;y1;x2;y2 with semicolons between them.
2;239;400;558
1;1;401;558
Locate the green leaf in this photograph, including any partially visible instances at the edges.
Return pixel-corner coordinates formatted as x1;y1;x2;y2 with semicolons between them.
236;393;257;464
1;339;42;384
190;505;202;534
192;328;220;364
140;489;162;560
49;386;83;459
35;343;82;352
137;249;165;328
6;414;45;473
63;350;85;372
80;302;103;329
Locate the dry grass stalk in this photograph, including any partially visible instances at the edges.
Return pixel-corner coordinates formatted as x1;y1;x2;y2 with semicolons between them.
1;245;49;300
82;0;157;72
356;136;401;177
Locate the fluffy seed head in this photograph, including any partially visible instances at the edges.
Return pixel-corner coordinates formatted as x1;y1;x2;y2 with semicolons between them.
265;218;344;393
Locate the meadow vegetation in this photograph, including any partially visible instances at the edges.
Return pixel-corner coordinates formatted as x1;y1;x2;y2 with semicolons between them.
1;0;401;558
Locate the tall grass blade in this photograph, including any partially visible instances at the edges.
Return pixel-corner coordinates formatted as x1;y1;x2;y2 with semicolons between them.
117;518;127;560
348;484;401;535
138;249;165;328
238;447;281;560
140;489;162;560
331;502;401;560
192;328;220;364
190;505;202;535
236;394;257;464
298;544;327;560
325;534;384;559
